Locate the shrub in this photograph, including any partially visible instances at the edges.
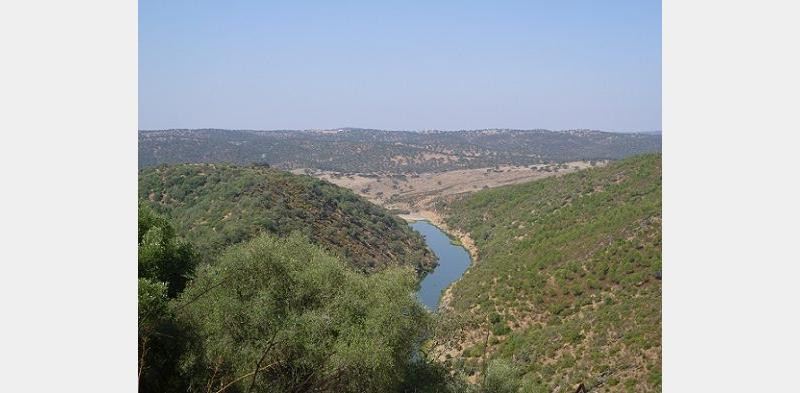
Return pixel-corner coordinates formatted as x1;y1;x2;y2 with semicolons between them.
481;359;521;393
491;322;512;336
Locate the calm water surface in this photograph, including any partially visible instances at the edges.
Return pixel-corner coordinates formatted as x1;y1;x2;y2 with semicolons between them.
411;221;472;312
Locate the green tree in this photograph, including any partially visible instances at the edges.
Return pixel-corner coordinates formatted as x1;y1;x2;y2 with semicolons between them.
138;203;197;392
138;278;185;391
178;234;429;393
138;202;196;297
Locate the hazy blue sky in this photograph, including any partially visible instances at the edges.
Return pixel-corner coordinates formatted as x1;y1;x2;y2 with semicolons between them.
139;1;660;131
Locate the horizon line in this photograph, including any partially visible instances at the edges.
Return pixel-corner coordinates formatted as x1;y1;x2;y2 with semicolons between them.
138;127;662;134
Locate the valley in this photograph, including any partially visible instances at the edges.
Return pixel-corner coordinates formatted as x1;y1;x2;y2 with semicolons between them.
132;3;667;391
138;130;661;392
299;153;662;391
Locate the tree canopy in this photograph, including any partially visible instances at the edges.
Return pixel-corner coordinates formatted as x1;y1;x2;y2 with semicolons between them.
138;204;198;391
177;234;431;393
138;202;196;297
138;164;435;273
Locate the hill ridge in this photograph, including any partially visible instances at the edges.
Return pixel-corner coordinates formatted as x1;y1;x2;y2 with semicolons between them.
138;163;436;274
139;129;661;172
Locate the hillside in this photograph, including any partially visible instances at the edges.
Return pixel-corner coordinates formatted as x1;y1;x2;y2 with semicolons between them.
138;210;440;392
138;128;661;172
435;154;662;392
138;163;436;274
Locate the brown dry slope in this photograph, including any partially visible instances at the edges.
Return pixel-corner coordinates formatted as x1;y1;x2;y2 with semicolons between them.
295;161;607;224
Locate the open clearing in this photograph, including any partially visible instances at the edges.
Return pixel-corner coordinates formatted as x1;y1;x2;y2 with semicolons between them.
294;161;607;219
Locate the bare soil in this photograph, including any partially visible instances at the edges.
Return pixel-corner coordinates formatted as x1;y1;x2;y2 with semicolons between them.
295;161;606;220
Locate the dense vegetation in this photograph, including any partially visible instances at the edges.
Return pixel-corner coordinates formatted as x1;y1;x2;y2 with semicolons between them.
139;128;661;173
138;204;197;392
137;149;662;392
138;205;467;392
138;163;435;273
436;154;662;392
136;171;575;393
178;234;431;392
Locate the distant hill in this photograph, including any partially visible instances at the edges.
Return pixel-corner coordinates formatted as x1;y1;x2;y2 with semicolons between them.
138;163;436;273
138;128;661;173
635;130;662;135
436;154;661;391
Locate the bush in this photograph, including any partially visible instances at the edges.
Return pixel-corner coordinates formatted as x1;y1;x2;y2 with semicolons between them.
489;312;502;324
481;359;521;393
138;205;197;392
491;322;511;336
138;202;196;297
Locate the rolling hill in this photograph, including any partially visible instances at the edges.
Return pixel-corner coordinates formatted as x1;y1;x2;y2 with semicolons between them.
138;128;661;173
435;154;662;392
138;163;436;274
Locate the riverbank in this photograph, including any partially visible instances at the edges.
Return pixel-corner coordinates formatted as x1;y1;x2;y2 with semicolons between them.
399;210;479;312
409;221;472;312
398;210;479;264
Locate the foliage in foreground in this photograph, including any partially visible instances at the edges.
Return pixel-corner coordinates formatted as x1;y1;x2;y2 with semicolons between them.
138;202;196;297
177;234;435;392
138;163;435;273
137;198;524;392
138;204;197;392
438;154;662;392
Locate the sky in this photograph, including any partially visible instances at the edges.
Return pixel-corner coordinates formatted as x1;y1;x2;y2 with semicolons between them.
139;0;661;132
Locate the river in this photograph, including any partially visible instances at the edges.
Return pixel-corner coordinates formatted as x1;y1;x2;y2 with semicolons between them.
410;221;472;312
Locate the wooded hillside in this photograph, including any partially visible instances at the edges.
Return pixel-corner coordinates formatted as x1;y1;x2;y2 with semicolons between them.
138;163;435;273
437;154;662;392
